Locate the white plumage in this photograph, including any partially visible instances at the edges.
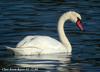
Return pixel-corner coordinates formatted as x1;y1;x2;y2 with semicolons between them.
7;11;83;55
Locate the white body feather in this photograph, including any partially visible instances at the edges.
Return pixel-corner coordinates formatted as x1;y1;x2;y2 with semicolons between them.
7;36;67;55
6;11;82;55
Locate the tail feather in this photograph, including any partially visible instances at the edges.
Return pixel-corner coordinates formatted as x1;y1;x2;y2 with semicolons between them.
5;46;15;50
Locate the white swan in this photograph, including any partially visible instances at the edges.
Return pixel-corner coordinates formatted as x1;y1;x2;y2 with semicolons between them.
7;11;83;55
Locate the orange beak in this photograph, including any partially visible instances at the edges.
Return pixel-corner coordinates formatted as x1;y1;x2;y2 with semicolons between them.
76;18;84;31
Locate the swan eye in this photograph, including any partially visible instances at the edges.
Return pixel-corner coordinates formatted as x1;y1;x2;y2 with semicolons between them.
76;17;84;31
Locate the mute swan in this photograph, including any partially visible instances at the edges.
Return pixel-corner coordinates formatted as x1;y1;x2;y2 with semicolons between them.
7;11;83;55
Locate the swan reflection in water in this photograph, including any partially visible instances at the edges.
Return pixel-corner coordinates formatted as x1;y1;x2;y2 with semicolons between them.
0;53;80;72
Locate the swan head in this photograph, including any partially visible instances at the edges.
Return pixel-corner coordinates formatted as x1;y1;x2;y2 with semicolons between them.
64;11;83;31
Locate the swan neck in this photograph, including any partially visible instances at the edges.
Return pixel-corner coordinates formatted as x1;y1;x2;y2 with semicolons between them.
58;14;72;52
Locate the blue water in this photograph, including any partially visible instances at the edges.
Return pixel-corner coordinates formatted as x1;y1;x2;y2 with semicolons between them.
0;0;100;72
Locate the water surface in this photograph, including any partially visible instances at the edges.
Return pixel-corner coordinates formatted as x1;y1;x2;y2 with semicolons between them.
0;0;100;72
